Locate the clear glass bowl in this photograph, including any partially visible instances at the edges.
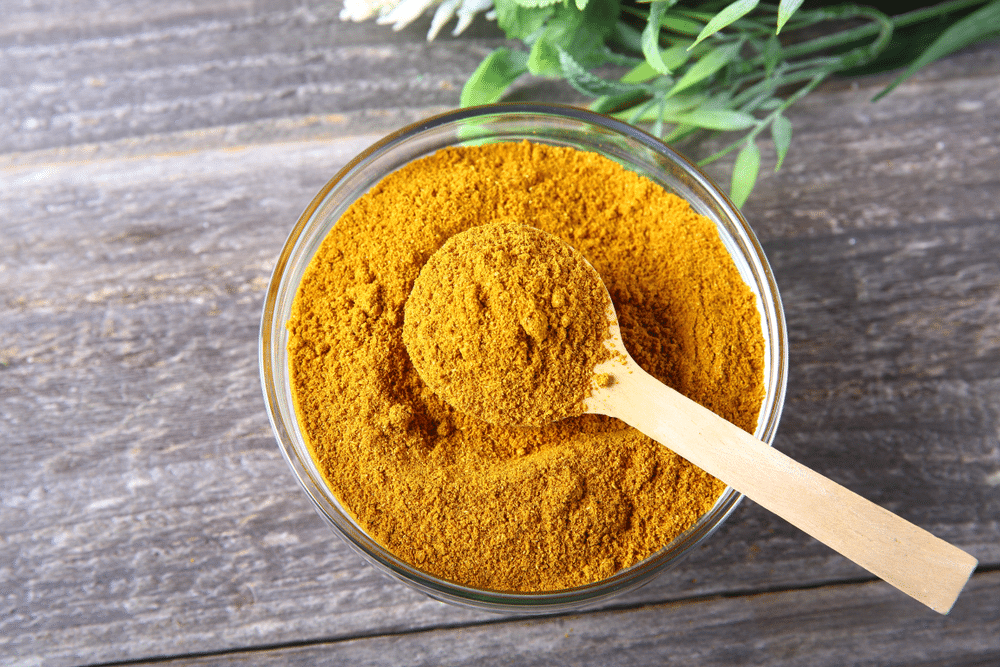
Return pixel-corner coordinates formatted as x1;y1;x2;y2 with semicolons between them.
260;103;788;613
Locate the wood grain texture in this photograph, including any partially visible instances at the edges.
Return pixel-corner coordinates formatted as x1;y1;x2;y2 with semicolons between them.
0;0;505;154
736;47;1000;240
129;571;1000;667
2;1;999;664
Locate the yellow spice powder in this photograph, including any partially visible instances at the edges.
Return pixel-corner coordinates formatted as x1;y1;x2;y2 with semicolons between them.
286;141;765;591
403;222;612;427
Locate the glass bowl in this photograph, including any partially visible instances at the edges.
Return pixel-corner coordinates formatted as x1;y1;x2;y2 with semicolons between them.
259;103;788;613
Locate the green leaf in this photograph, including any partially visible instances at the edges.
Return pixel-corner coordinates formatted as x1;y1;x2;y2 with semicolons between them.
670;108;756;130
642;2;672;74
493;0;553;40
559;48;646;98
663;123;697;143
460;48;529;107
661;12;704;36
874;0;1000;101
770;114;792;171
620;92;706;121
690;0;758;48
763;34;780;78
590;89;648;114
660;43;695;71
622;42;690;83
730;139;761;207
776;0;804;34
652;98;666;137
601;44;644;68
528;30;562;75
672;8;716;21
641;9;693;77
566;0;621;62
622;97;658;124
622;60;660;84
610;20;642;53
667;39;743;97
527;0;619;76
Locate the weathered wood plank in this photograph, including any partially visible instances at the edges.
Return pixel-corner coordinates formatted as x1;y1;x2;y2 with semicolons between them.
125;571;1000;666
731;44;1000;240
0;0;505;153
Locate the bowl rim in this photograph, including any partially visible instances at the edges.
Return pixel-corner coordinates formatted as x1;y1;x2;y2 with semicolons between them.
259;102;788;612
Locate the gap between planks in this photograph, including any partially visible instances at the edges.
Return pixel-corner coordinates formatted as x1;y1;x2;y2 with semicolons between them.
80;567;999;667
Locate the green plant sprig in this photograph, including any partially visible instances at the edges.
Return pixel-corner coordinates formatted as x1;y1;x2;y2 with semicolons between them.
461;0;1000;206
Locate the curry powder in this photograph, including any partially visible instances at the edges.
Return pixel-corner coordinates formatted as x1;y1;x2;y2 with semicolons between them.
403;222;612;427
287;141;765;591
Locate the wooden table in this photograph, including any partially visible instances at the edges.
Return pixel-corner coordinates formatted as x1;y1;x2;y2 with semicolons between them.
3;3;998;665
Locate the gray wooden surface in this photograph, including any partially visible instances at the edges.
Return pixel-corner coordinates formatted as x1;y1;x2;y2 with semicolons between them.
2;2;998;665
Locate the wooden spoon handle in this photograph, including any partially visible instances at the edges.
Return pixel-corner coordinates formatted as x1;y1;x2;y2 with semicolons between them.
587;359;978;614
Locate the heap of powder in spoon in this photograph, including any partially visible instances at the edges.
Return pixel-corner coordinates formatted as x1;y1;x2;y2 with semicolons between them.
403;222;612;427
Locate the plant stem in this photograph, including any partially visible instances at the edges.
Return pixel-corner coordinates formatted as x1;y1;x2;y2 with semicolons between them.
697;69;827;167
780;0;988;62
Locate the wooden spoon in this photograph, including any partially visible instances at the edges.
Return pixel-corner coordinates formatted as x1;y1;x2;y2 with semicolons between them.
405;222;978;614
584;301;978;615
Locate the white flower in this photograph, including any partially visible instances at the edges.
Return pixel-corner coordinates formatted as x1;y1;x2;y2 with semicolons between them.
340;0;396;22
341;0;495;40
